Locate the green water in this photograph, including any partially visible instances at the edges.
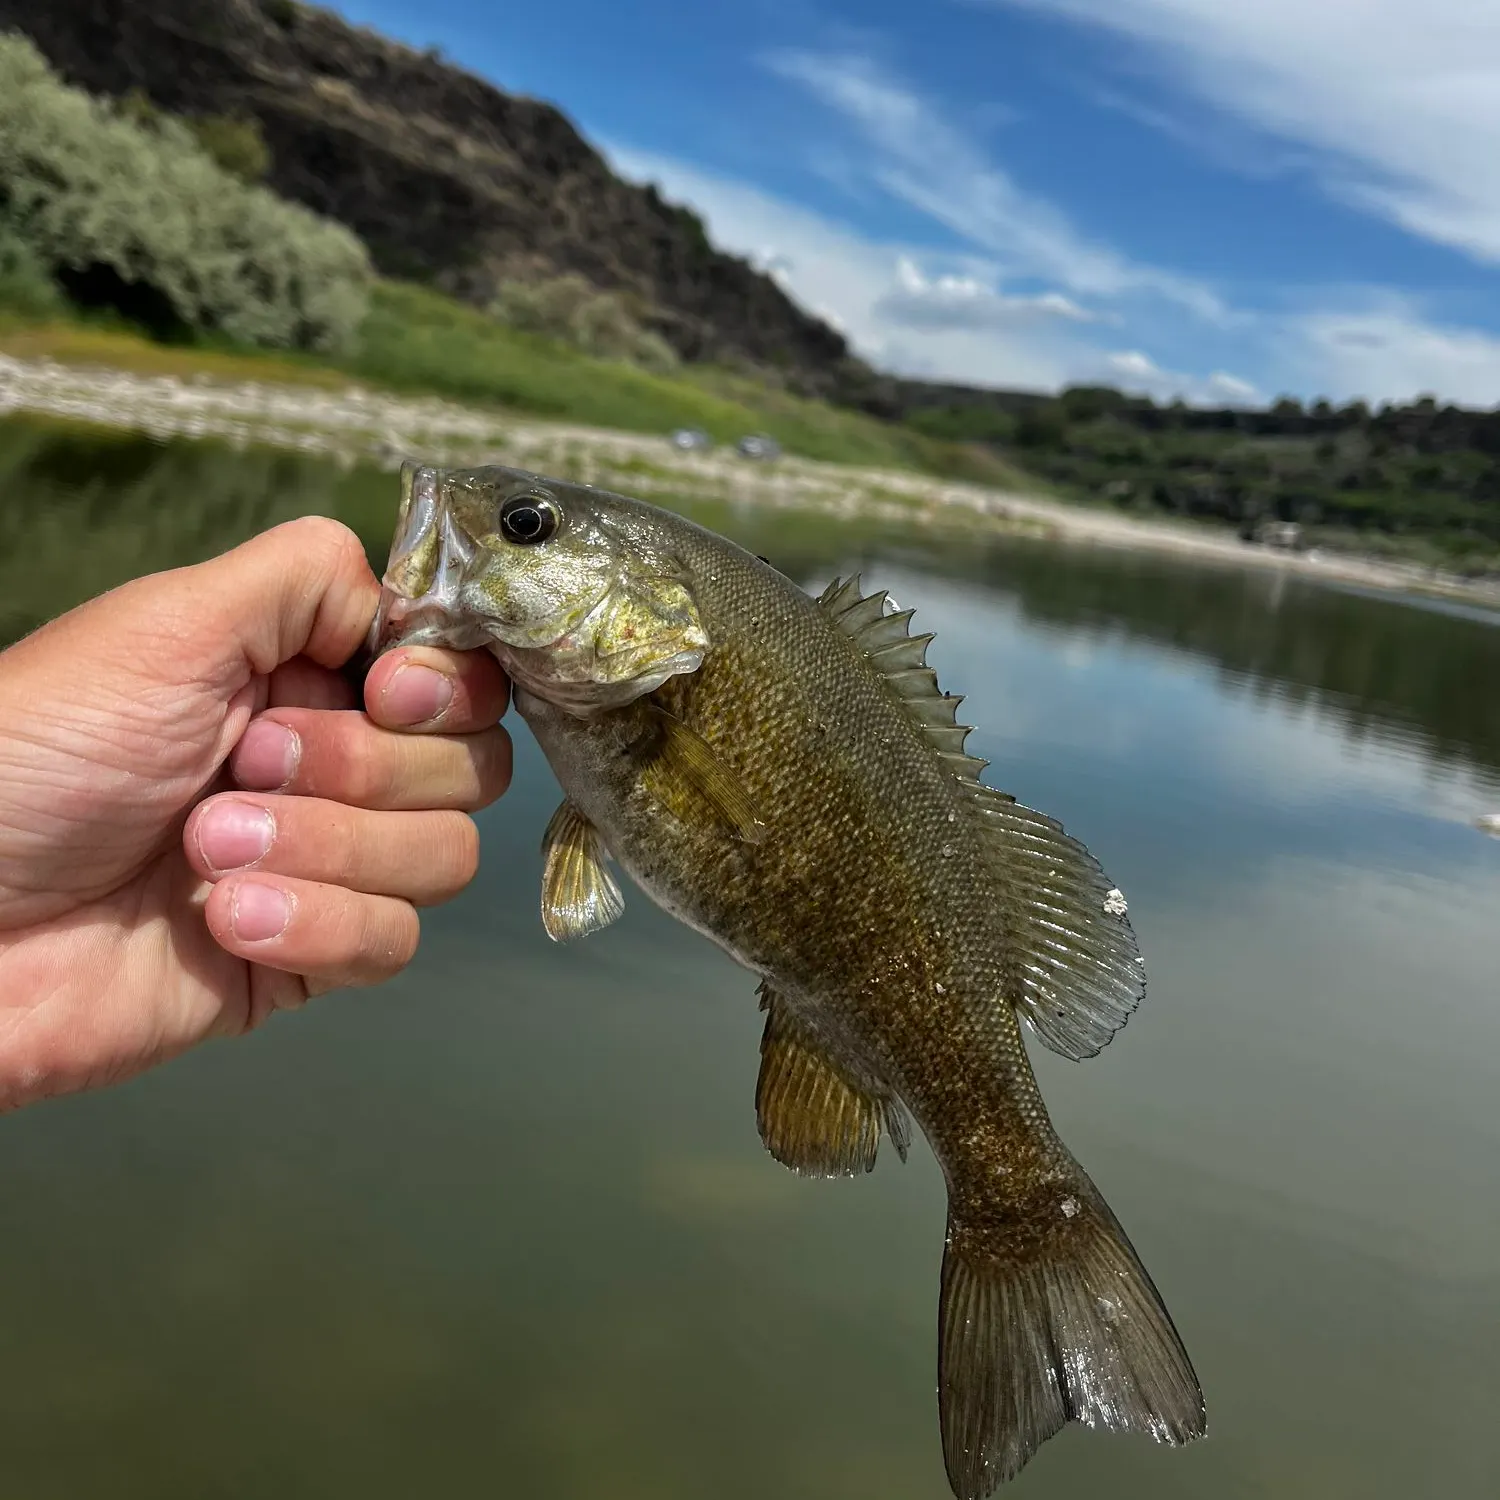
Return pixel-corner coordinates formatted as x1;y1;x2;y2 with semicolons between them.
3;419;1498;1499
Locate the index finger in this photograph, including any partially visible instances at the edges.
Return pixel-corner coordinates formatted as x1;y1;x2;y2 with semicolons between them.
364;644;510;734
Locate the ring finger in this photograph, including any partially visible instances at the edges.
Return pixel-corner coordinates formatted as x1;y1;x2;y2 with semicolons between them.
185;792;480;906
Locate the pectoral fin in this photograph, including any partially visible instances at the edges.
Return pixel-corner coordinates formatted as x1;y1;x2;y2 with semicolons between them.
755;984;910;1177
642;704;764;843
539;800;625;942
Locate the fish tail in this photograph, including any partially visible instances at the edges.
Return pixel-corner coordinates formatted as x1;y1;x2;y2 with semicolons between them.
937;1174;1205;1498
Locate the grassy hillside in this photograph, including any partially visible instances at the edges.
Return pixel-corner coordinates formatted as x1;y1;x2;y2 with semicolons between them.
0;281;1034;488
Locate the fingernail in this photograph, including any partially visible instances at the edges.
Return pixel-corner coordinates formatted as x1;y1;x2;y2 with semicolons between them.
196;801;274;873
234;719;299;790
229;881;291;942
381;664;454;727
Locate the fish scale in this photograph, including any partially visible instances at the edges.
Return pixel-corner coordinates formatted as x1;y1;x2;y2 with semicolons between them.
369;462;1206;1498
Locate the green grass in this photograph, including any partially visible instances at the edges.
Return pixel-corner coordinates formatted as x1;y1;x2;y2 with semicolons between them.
0;280;1033;489
342;284;1029;482
0;309;354;386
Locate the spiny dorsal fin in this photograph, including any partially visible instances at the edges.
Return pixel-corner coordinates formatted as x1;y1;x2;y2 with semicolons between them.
962;781;1146;1059
756;982;910;1177
818;574;988;782
818;575;1145;1060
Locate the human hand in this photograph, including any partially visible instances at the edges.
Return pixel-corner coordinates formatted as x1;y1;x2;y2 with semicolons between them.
0;517;512;1111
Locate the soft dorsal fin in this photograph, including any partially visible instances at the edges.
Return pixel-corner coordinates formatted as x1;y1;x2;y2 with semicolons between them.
965;781;1145;1058
818;574;988;782
816;575;1146;1059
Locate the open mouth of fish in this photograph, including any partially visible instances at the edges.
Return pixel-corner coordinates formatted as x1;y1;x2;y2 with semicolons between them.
365;463;491;658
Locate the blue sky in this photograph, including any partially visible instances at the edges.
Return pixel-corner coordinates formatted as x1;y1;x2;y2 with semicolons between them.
330;0;1500;406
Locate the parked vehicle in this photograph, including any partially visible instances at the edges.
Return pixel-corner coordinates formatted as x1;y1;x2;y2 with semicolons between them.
736;433;781;461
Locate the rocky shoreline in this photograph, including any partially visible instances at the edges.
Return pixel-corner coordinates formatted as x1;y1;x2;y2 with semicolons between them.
2;352;1497;614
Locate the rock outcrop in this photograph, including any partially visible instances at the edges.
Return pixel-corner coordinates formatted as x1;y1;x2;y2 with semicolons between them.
0;0;866;395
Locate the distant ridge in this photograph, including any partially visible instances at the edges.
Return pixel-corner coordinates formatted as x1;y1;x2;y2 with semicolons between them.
0;0;879;399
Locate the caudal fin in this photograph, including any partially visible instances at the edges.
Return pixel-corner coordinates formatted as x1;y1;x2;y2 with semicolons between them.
937;1184;1204;1498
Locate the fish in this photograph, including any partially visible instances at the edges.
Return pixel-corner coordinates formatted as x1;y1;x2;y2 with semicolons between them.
368;461;1206;1497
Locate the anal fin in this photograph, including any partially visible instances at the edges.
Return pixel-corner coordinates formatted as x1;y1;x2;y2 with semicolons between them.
755;983;910;1177
540;800;625;942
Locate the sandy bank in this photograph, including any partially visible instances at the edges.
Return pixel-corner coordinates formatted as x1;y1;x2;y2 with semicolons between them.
2;353;1497;613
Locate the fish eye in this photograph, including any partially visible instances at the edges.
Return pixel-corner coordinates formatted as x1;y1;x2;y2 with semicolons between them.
498;493;560;546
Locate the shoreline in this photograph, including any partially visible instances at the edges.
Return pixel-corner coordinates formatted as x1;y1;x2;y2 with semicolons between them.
3;352;1498;614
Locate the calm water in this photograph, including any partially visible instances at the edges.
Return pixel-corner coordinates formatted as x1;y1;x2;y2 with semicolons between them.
3;419;1499;1499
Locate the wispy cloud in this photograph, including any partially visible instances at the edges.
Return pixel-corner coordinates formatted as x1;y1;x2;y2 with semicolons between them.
608;139;1500;404
762;50;1231;323
605;144;1125;391
1283;300;1500;406
1104;350;1262;405
973;0;1500;265
608;62;1498;411
876;258;1105;334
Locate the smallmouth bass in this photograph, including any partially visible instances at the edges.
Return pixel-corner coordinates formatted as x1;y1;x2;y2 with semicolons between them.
369;462;1206;1496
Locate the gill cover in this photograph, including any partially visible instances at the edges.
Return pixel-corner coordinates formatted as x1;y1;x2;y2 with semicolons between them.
368;462;710;710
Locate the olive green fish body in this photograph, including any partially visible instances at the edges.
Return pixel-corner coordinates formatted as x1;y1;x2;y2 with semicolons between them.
369;465;1205;1498
517;553;1063;1192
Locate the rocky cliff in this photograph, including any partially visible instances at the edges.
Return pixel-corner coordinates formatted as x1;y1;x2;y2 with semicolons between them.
0;0;866;396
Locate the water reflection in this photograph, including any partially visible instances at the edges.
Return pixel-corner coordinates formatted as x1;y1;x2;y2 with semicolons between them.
5;417;1498;794
2;415;1498;1498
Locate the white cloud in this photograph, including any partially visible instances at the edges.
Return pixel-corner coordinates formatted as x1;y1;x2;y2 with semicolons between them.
605;143;1114;390
875;257;1103;333
976;0;1500;265
1205;371;1260;403
1286;302;1500;406
1108;350;1160;382
763;50;1230;323
1100;350;1261;405
606;132;1488;406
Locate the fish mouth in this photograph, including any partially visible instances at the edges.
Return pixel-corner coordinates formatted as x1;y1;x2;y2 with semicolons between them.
366;463;490;657
363;462;707;713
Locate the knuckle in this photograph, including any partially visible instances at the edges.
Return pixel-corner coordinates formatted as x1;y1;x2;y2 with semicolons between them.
428;739;486;813
468;728;514;807
284;515;364;573
344;721;398;807
452;813;481;882
324;805;362;885
429;812;480;898
367;899;420;978
328;889;420;985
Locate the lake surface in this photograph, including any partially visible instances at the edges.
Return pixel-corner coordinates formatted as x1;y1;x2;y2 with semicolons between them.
3;418;1498;1499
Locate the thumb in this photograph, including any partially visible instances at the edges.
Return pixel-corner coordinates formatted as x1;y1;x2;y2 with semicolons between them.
164;516;381;679
3;516;382;692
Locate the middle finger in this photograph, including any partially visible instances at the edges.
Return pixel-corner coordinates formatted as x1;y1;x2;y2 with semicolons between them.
230;707;513;811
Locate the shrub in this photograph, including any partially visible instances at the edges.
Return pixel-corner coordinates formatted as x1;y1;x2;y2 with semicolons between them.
0;215;64;318
0;34;371;351
490;273;680;373
188;113;273;184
